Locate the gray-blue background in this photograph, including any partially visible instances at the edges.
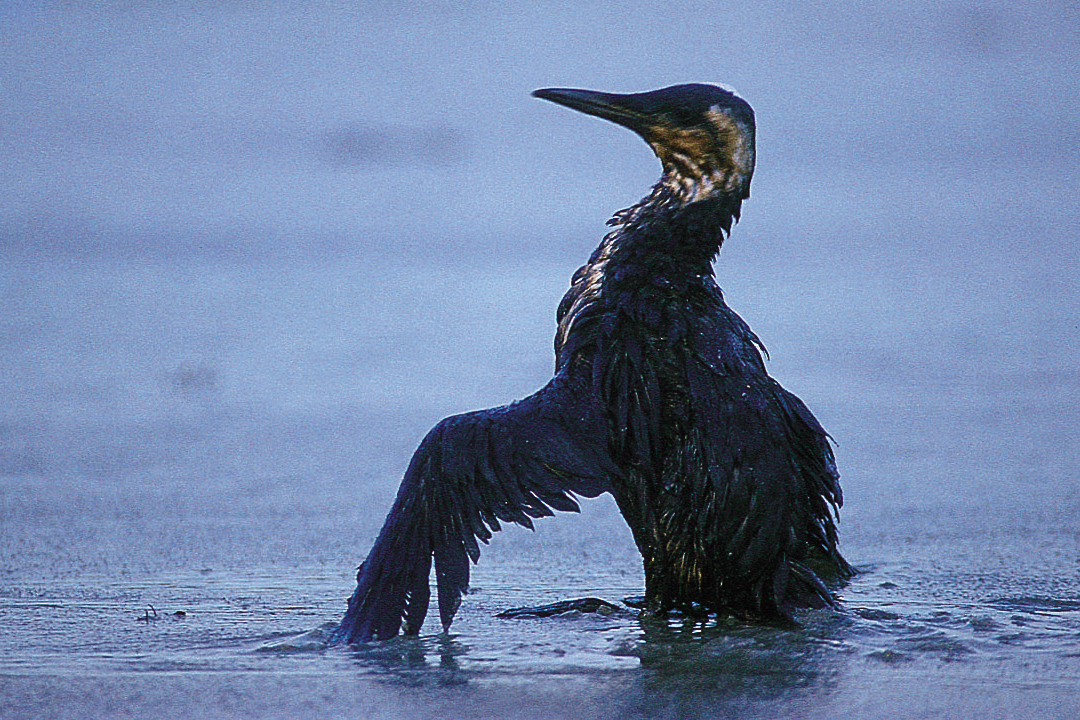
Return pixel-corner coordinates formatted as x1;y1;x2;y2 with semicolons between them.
3;2;1079;718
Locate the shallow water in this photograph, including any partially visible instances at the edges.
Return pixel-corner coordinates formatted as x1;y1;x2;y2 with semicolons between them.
4;252;1079;718
3;1;1080;718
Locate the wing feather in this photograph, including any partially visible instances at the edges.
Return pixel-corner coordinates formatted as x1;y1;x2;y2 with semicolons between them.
333;371;613;644
676;297;850;616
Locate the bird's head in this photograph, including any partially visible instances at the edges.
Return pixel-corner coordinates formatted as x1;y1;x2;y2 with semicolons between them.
533;84;755;204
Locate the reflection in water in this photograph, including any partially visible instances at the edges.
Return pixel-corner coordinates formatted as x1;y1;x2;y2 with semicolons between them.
347;634;472;688
623;615;848;716
321;559;1080;717
331;607;856;718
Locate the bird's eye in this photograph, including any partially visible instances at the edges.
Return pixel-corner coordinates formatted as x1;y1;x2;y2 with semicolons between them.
666;108;700;126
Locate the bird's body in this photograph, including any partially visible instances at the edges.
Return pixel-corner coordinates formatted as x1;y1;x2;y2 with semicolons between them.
334;84;851;644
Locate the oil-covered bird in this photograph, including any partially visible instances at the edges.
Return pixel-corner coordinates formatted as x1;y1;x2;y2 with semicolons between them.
333;84;852;644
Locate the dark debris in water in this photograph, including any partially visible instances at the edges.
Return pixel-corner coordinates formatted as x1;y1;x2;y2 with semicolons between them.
853;607;901;621
496;597;624;618
136;605;187;622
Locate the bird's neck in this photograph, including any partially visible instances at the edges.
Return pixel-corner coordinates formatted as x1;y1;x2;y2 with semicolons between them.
599;182;743;291
553;181;743;366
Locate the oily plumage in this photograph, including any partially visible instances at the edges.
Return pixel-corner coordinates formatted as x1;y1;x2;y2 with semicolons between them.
333;84;851;644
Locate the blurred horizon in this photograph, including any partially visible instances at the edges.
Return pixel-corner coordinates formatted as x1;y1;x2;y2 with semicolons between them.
3;1;1077;263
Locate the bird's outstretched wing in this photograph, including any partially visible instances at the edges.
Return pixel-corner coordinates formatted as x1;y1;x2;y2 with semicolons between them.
332;369;614;644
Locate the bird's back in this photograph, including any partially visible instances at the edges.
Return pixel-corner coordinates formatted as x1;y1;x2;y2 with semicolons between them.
557;227;848;618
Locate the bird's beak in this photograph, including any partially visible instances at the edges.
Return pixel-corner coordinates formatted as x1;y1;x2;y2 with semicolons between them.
532;88;652;136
